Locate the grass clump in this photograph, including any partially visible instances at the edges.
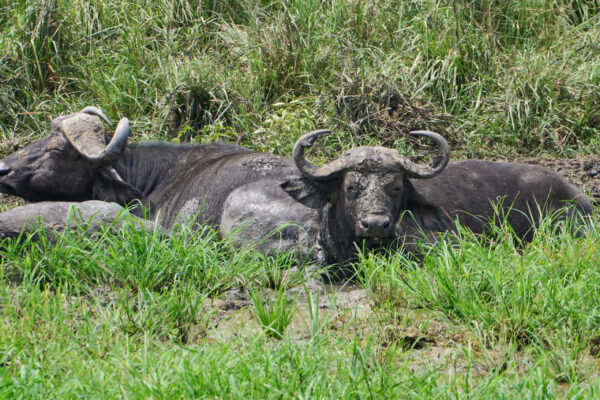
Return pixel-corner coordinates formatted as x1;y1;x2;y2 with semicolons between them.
250;286;298;340
117;285;209;343
412;223;600;348
2;0;600;157
357;210;600;376
0;216;263;297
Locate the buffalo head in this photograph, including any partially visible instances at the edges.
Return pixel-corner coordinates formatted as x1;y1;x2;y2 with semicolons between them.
0;107;138;203
282;129;449;259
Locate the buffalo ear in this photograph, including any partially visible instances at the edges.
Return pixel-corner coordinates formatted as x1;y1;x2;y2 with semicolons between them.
400;200;445;232
399;183;446;232
92;168;143;205
281;176;329;209
399;181;448;232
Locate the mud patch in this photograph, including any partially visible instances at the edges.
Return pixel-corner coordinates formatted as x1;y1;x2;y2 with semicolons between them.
209;282;372;338
241;154;290;171
0;194;25;211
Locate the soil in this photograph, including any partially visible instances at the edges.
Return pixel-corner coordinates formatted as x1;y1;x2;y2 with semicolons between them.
0;194;24;210
208;282;503;375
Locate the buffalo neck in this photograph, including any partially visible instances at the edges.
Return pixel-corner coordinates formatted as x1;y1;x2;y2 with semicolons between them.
112;142;251;199
319;202;356;264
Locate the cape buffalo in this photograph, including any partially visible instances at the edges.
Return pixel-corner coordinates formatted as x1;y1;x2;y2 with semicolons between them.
222;130;593;264
222;129;452;263
0;107;295;228
0;108;593;265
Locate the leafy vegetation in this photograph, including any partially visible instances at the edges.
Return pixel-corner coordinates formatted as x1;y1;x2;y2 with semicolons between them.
1;0;600;398
1;210;599;397
2;0;600;157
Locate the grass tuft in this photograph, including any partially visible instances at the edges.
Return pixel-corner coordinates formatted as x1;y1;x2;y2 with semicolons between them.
250;286;297;340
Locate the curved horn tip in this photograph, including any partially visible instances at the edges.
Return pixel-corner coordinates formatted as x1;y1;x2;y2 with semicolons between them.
294;129;343;180
311;129;332;135
401;130;451;179
408;130;450;152
301;129;332;146
81;106;113;128
115;117;130;131
408;130;439;137
89;117;130;166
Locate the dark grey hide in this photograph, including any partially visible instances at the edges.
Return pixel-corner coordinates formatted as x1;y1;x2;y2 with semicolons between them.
401;160;593;246
0;108;593;266
0;109;299;230
0;201;156;241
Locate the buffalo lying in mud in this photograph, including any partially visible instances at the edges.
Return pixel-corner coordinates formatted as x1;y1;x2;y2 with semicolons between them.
0;108;593;265
225;130;593;263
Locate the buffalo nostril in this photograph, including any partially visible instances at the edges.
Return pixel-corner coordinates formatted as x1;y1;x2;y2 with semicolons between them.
0;161;10;176
360;215;393;235
382;218;391;229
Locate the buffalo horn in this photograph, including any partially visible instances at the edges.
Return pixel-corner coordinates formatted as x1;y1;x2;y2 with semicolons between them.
87;117;130;166
293;129;450;181
62;114;130;166
293;130;350;180
81;106;113;127
399;131;450;179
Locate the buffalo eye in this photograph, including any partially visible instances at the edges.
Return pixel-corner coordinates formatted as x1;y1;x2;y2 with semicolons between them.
345;184;358;198
344;181;364;200
343;172;365;200
387;181;404;196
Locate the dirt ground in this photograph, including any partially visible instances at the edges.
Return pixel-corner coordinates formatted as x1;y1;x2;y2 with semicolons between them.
210;282;465;368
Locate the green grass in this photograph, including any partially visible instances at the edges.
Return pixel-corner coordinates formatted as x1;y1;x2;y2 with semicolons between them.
2;0;600;157
1;211;599;398
250;285;297;340
1;0;600;398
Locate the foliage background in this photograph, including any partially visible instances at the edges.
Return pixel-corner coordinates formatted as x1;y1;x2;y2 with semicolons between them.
2;0;600;158
1;0;600;398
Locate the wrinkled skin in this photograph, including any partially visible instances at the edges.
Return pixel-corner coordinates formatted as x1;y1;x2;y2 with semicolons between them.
338;171;402;240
